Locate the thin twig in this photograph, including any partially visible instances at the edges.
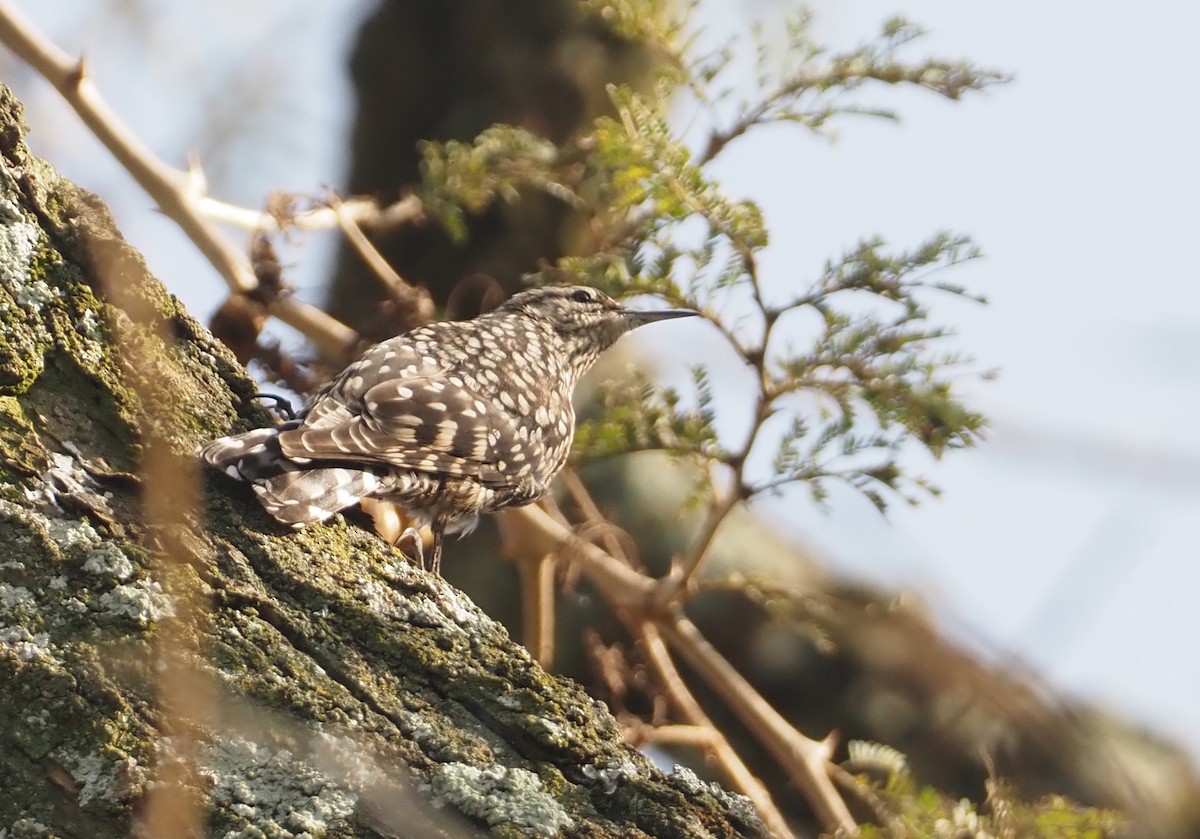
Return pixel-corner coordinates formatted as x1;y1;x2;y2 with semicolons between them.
327;192;430;318
657;487;738;603
514;551;557;667
561;468;634;566
0;1;355;360
657;610;856;834
636;619;795;839
657;257;781;600
500;506;654;609
197;193;423;234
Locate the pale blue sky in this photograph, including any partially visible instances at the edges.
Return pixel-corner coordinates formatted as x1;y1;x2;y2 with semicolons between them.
9;0;1199;761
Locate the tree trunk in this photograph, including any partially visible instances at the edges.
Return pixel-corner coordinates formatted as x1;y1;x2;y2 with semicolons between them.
0;84;767;839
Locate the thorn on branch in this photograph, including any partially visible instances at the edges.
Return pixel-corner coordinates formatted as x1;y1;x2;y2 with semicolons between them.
67;55;86;88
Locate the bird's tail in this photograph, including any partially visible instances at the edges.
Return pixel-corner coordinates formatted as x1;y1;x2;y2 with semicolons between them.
199;424;295;481
200;425;391;527
254;467;391;527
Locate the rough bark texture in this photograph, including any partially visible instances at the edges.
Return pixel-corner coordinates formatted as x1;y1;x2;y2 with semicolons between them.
0;85;767;839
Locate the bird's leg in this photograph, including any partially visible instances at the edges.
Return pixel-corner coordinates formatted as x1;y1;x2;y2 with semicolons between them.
395;526;425;570
428;518;447;576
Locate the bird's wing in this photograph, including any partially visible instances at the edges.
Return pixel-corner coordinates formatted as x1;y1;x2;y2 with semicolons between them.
297;387;356;430
276;375;523;486
299;336;434;429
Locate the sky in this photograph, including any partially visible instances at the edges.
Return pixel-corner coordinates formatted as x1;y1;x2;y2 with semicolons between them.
764;0;1200;754
4;0;1199;763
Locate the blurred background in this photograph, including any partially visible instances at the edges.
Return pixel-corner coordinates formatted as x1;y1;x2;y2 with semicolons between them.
4;0;1198;827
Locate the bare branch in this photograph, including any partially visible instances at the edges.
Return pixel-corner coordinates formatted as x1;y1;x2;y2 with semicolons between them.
326;192;432;321
502;504;856;835
659;612;855;834
0;1;355;359
636;620;796;839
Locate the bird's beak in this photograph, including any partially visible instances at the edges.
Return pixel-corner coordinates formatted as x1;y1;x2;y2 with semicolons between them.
623;308;701;326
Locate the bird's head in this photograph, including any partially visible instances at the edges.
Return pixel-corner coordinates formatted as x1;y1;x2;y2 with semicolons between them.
496;285;698;370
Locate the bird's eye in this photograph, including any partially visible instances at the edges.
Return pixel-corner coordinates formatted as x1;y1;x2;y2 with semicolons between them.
570;289;593;304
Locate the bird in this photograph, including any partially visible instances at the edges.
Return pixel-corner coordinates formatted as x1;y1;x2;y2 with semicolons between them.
200;285;698;572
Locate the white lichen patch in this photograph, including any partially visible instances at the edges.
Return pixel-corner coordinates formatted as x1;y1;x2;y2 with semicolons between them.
0;584;35;611
44;516;101;554
198;734;357;838
0;197;44;300
97;580;175;624
308;731;385;791
357;579;394;616
74;308;105;365
70;750;125;806
0;625;52;661
25;708;51;728
436;589;478;626
353;572;454;631
431;763;573;837
581;758;640;794
533;717;568;744
496;693;523;711
374;561;485;629
75;308;101;339
0;196;60;326
82;544;135;581
385;596;463;634
0;818;53;837
62;596;88;614
670;765;760;827
15;280;54;312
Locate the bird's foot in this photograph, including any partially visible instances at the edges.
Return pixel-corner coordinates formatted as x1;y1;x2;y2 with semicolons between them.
251;392;297;421
395;526;426;570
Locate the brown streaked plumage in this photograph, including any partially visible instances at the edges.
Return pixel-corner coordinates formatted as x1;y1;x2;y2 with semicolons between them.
200;285;697;572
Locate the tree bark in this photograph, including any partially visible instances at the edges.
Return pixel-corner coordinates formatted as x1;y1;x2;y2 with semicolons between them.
0;84;767;839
